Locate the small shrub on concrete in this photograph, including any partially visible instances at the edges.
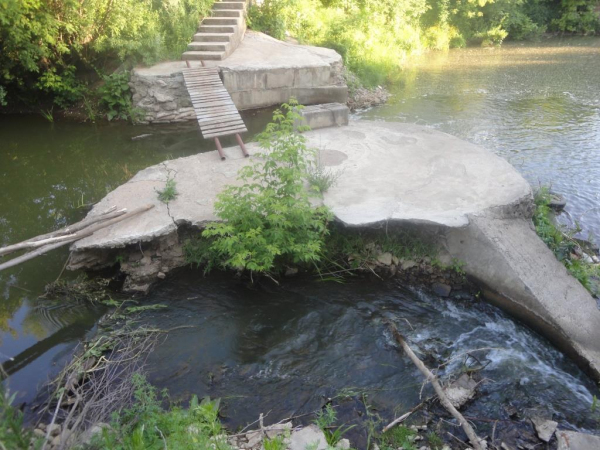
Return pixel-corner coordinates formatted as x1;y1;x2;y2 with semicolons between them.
203;99;332;275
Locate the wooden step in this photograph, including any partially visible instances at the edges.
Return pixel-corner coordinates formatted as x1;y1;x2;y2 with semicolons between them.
211;9;243;18
202;17;239;26
193;32;232;42
213;1;246;10
198;24;236;33
182;51;225;61
187;42;229;52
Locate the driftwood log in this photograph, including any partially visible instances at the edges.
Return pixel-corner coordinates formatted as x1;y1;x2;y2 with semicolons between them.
0;206;127;257
385;320;485;450
0;205;154;273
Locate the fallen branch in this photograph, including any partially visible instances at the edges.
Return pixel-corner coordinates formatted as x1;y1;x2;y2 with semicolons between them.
385;320;485;450
0;206;124;257
0;205;154;273
382;400;427;433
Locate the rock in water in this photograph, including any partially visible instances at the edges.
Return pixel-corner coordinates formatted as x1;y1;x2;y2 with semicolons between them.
443;374;477;408
432;282;452;297
531;417;557;442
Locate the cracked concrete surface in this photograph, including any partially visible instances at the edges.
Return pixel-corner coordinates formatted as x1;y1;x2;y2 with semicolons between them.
69;120;600;380
73;120;531;251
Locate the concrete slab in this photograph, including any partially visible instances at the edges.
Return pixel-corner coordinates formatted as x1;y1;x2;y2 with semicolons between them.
300;103;349;129
73;120;529;250
316;121;531;227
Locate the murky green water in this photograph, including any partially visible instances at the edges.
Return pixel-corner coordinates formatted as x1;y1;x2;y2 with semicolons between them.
1;38;600;442
0;110;273;403
358;37;600;240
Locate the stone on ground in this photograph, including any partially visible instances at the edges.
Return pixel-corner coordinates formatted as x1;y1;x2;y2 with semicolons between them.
289;424;328;450
531;417;558;443
556;430;600;450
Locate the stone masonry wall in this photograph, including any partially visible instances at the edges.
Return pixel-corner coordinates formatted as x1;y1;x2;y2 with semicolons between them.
129;70;196;124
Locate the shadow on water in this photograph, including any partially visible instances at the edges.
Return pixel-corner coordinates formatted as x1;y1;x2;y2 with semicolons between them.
135;270;600;442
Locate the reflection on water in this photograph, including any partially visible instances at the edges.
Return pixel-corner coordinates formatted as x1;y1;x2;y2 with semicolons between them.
0;110;274;402
359;37;600;240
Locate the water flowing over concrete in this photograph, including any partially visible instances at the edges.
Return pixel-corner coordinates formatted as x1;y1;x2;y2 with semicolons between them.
68;120;600;381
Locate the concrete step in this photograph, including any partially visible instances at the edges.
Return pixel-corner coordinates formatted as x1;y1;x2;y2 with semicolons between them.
202;17;239;26
182;50;225;61
213;1;246;10
198;24;236;33
211;9;243;18
187;42;229;52
193;32;232;42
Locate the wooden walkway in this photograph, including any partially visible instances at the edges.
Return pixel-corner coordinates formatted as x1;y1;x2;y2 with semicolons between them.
182;66;248;159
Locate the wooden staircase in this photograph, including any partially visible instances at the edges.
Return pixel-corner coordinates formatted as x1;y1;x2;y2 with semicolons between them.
182;1;247;61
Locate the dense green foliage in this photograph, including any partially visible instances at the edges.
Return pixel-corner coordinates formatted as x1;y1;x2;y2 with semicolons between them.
533;187;600;294
94;374;231;449
0;384;39;449
248;0;600;86
202;100;332;275
0;0;212;107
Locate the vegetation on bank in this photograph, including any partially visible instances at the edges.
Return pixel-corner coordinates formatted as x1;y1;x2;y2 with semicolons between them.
248;0;600;86
0;0;213;111
533;187;600;295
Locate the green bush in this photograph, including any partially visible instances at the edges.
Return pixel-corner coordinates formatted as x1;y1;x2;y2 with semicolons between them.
97;374;230;449
247;0;599;87
202;99;332;275
0;385;39;450
551;0;600;33
247;0;288;40
533;187;600;293
0;0;212;107
97;71;139;121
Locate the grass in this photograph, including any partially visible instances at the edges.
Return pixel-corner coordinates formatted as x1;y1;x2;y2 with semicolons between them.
379;425;418;450
157;177;179;203
263;435;287;450
0;384;40;450
307;160;342;195
96;375;231;450
317;226;436;275
427;430;444;449
314;404;356;447
533;186;600;295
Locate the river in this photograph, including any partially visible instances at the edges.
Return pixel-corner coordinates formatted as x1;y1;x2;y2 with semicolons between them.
1;38;599;443
359;36;600;241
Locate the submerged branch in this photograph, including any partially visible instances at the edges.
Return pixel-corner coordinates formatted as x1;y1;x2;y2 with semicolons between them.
385;320;485;450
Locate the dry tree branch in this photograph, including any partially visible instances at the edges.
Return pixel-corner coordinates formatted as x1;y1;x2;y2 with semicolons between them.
385;320;485;450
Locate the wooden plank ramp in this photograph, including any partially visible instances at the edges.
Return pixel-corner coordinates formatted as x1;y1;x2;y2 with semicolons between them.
182;66;248;160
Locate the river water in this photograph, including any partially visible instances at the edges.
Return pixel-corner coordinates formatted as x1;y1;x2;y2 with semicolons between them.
359;36;600;241
1;38;599;442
